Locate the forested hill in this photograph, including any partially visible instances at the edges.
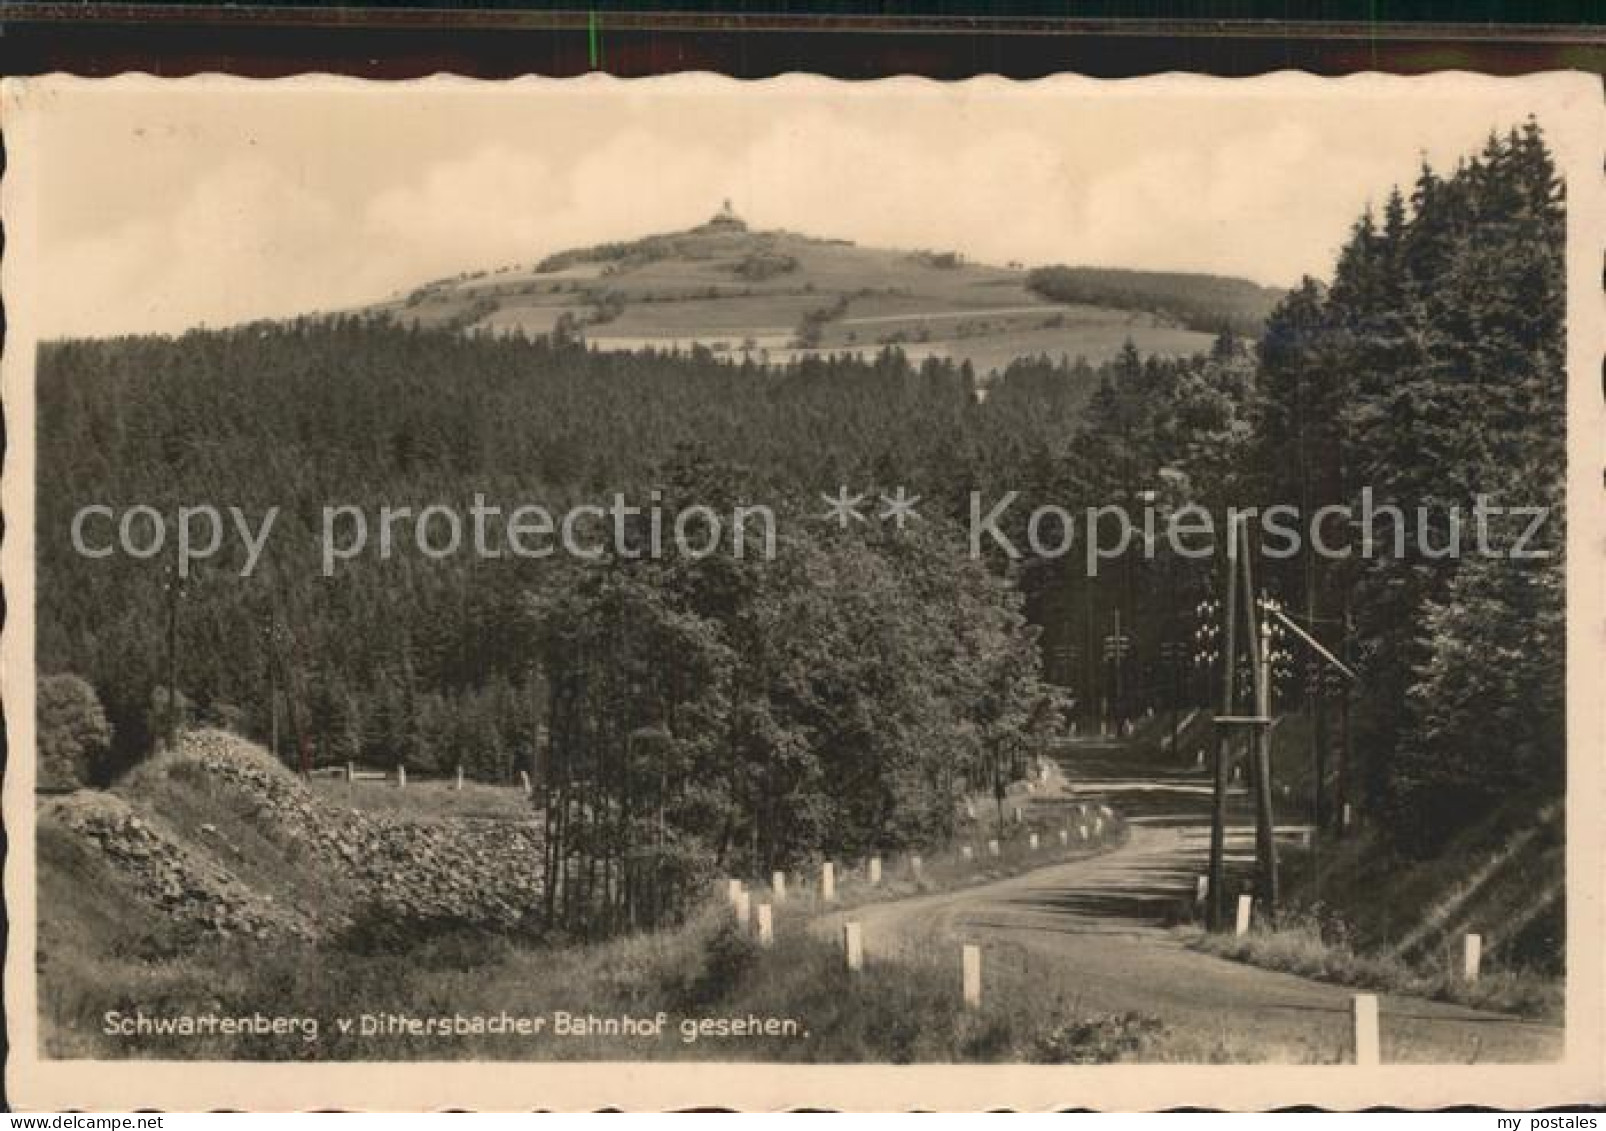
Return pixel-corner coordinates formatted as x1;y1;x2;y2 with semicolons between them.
1025;266;1284;337
359;210;1227;373
38;310;1264;893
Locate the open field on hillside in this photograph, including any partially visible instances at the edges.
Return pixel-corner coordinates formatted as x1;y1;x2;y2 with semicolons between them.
368;220;1220;374
307;775;535;822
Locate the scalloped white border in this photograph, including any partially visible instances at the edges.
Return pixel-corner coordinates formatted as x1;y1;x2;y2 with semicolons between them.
2;69;1602;1112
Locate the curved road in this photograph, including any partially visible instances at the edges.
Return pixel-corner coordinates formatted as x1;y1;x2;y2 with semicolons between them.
821;738;1561;1064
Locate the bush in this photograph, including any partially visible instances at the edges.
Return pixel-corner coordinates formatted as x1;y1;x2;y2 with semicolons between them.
1028;1012;1163;1064
38;674;111;791
732;252;797;282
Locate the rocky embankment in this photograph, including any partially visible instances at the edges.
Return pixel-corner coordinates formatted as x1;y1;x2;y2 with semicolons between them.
39;729;544;945
45;788;310;940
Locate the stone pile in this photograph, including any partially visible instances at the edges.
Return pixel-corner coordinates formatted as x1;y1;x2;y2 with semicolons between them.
47;729;545;943
42;789;314;941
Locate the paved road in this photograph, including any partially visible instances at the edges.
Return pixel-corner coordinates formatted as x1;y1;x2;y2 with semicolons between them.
821;739;1562;1064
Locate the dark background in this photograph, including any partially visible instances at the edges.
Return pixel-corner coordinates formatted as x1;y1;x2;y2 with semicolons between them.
0;3;1600;78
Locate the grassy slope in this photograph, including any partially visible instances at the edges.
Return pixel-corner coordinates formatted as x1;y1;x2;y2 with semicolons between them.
369;224;1219;374
1160;708;1564;1019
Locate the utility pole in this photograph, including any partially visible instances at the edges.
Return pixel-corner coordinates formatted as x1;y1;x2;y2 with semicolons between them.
1160;640;1186;759
261;618;283;760
1262;603;1360;849
265;616;311;777
163;566;185;751
1243;576;1278;920
1206;522;1237;932
1337;603;1354;837
269;640;279;759
1308;593;1329;835
1103;609;1130;734
1083;571;1097;735
1207;518;1281;927
1113;608;1123;730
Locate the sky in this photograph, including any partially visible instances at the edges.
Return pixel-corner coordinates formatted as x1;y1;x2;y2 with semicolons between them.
20;74;1565;339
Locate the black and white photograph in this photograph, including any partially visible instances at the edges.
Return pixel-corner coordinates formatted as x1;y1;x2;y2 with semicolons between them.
4;71;1602;1110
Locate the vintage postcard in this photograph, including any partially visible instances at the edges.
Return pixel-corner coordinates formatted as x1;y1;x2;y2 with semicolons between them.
3;71;1602;1111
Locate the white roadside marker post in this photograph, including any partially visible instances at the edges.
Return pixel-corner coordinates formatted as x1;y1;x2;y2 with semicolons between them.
822;861;837;904
520;770;533;797
346;761;356;783
772;870;787;903
844;922;863;972
1029;833;1039;851
455;765;464;792
1195;875;1209;904
1235;894;1253;937
757;903;774;948
1464;933;1483;982
869;856;882;885
396;763;406;789
911;854;923;879
1353;994;1380;1065
736;887;751;927
962;944;982;1008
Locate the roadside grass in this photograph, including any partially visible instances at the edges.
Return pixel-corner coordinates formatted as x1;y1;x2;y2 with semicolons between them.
41;744;1151;1063
44;899;1164;1063
775;798;1128;918
307;776;534;822
1177;911;1561;1023
1151;708;1563;1026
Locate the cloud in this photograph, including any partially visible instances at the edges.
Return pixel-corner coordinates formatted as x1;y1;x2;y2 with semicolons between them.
362;145;563;277
32;82;1548;339
44;156;374;337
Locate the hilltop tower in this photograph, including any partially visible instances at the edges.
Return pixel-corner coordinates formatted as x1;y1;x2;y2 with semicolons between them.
706;199;747;232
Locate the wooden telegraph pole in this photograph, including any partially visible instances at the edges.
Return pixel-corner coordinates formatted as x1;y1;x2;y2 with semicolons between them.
1243;541;1279;918
163;566;186;751
261;619;282;760
1207;517;1280;928
1205;522;1237;932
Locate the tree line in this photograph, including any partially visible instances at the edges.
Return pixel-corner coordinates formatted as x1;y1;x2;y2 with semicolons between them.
1249;120;1564;852
1008;120;1564;854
